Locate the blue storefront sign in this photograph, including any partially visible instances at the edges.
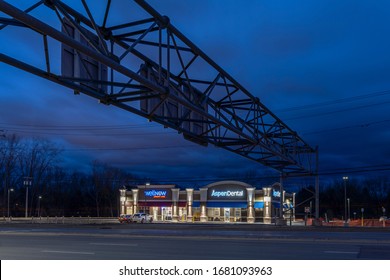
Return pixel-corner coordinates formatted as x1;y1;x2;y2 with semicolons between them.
141;189;172;200
272;189;281;198
207;185;247;201
144;190;167;199
254;201;264;208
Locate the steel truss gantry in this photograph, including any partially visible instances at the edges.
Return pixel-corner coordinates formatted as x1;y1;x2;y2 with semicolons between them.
0;0;317;178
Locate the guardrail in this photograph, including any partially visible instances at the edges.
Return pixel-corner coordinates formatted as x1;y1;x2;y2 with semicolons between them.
0;216;118;224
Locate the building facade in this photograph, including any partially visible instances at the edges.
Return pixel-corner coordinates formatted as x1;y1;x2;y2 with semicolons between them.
119;181;295;223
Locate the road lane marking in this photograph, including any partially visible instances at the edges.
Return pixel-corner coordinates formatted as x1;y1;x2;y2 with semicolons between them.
89;242;138;247
41;250;95;255
324;251;358;254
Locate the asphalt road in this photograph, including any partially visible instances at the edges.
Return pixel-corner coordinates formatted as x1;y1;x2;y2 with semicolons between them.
1;223;390;260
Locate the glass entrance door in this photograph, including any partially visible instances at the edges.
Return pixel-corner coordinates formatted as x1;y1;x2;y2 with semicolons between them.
224;208;230;222
161;207;172;221
162;207;167;221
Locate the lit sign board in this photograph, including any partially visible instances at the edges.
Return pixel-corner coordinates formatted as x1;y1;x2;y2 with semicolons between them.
211;190;244;198
144;190;167;199
272;189;281;198
207;185;247;201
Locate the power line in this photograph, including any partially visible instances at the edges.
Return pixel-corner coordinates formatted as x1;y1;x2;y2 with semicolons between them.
284;100;390;121
302;119;390;135
145;165;390;183
319;167;390;177
101;165;390;183
277;89;390;113
2;128;175;137
4;116;390;137
2;88;390;133
318;163;390;172
0;122;159;131
63;144;197;152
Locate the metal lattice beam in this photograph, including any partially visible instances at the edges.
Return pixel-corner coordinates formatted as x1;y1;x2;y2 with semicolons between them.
0;0;317;175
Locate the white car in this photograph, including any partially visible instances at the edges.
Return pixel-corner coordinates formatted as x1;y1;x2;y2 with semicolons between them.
132;213;153;223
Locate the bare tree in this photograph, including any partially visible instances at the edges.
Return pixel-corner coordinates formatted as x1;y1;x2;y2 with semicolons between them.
90;161;136;217
0;134;22;216
18;138;62;216
91;161;104;217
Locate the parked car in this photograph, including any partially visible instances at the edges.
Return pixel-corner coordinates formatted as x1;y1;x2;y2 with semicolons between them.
132;213;153;223
118;214;133;223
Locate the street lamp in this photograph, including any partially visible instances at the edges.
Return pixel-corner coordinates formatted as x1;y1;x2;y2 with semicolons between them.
7;188;14;218
342;176;349;226
347;198;350;222
23;177;32;218
37;196;42;217
144;182;150;214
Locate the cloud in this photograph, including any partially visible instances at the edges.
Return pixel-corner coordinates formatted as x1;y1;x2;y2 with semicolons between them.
1;0;390;182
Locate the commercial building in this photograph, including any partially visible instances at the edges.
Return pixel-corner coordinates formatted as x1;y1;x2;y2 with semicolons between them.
119;181;295;223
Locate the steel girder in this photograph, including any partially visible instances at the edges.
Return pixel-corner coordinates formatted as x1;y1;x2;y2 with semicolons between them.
0;0;317;175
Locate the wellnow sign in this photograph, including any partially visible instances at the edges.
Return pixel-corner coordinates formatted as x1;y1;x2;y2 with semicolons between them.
144;190;168;199
140;189;172;200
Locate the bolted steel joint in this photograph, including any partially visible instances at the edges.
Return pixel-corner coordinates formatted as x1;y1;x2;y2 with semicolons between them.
157;15;170;29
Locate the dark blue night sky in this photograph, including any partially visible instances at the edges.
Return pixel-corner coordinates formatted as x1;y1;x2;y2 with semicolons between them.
1;0;389;183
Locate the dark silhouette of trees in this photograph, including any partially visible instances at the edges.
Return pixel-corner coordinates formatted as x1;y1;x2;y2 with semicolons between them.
2;134;390;218
295;177;390;220
0;134;22;216
18;137;62;216
1;135;137;217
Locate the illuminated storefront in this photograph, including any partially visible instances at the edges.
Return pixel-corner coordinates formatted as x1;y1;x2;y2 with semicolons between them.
119;181;294;223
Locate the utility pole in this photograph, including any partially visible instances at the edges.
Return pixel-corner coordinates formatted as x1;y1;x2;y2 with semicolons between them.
315;146;319;220
343;176;349;226
7;188;14;218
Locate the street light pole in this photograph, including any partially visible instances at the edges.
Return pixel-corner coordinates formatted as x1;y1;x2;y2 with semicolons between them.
37;195;42;217
7;188;14;218
25;185;28;218
347;198;350;222
145;182;150;214
342;176;349;226
24;177;32;218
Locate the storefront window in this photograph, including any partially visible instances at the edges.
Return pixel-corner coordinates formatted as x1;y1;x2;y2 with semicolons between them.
193;208;201;221
126;206;133;215
179;207;187;222
152;207;158;221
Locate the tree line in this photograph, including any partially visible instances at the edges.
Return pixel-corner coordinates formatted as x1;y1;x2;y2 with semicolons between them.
1;134;389;219
0;134;138;217
295;177;390;220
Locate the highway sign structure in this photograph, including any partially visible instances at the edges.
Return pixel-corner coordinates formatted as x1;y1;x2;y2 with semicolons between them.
0;0;319;217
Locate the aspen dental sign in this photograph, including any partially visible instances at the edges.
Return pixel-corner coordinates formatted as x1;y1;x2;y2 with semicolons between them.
211;190;244;198
207;184;247;201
